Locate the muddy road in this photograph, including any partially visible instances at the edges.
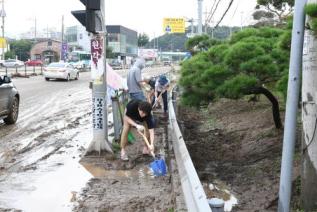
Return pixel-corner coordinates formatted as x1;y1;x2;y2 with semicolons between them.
0;67;172;211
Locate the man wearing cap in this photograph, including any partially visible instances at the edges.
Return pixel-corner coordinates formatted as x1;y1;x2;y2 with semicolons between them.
154;75;170;114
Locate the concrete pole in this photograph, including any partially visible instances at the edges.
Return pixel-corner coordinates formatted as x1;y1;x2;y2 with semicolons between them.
34;17;37;42
277;0;307;211
190;19;194;35
240;12;243;31
60;15;64;61
197;0;203;35
86;0;113;154
1;0;4;60
301;0;317;210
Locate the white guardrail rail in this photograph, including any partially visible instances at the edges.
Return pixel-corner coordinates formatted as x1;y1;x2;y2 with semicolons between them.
168;87;212;212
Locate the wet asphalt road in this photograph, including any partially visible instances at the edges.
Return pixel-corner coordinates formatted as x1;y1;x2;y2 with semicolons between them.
0;66;171;211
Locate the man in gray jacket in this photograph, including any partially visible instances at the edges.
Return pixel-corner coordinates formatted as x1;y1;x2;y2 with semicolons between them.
127;58;146;101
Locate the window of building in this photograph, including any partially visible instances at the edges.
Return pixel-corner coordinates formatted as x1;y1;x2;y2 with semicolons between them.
108;33;119;42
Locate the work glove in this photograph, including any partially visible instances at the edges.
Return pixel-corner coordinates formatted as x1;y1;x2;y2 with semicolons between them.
136;124;145;132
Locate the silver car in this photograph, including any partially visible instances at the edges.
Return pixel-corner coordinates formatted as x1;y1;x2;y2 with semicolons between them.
43;62;79;81
0;75;19;124
3;59;24;68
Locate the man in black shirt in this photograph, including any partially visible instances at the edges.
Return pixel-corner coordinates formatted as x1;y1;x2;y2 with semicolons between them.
120;99;155;161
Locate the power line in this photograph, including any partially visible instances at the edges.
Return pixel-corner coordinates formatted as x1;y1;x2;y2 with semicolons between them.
205;0;217;25
214;0;235;28
207;0;223;24
230;0;239;21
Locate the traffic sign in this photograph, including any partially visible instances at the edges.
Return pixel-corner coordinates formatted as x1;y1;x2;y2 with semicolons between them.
163;18;185;33
0;37;6;48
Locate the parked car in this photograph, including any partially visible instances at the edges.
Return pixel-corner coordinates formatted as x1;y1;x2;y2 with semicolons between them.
25;60;43;66
0;60;5;67
72;60;91;71
145;60;154;68
109;60;122;70
0;75;19;124
163;60;172;66
43;62;79;81
3;59;24;68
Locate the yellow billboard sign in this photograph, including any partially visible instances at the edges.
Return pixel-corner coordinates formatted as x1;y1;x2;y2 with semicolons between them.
0;37;6;48
163;18;185;33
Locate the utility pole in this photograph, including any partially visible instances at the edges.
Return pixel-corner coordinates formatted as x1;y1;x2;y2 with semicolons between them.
34;17;37;42
197;0;203;35
60;15;64;61
72;0;113;154
240;12;243;31
204;7;208;34
301;0;317;210
190;19;194;35
1;0;5;60
277;0;307;211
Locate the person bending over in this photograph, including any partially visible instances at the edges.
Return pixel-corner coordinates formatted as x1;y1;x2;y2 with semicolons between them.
120;99;155;161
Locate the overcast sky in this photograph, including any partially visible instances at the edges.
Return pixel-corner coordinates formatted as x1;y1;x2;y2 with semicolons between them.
4;0;257;39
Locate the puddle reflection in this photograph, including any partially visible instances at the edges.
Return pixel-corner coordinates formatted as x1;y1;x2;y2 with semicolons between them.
80;161;155;180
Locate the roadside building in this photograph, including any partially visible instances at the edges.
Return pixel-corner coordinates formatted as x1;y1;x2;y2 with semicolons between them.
106;25;138;67
29;39;61;64
65;25;90;52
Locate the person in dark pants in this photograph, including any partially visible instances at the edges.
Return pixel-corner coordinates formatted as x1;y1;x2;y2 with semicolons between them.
153;75;169;113
145;77;157;105
127;58;146;101
120;100;155;161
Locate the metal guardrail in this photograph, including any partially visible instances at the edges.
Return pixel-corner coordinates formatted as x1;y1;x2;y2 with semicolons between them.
0;65;43;76
169;87;212;212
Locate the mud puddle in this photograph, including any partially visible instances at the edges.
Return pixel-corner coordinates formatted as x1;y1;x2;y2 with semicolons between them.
0;125;92;212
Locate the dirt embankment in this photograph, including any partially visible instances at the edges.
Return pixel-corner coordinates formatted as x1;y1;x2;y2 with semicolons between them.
179;98;301;211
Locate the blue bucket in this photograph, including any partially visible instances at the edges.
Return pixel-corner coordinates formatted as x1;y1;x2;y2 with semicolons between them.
150;157;167;176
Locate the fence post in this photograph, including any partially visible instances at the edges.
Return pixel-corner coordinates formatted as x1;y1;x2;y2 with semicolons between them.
41;65;43;75
24;65;27;76
15;66;18;74
33;65;35;74
5;67;7;75
111;96;122;141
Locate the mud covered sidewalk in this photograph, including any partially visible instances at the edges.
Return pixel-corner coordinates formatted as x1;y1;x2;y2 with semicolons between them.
178;98;301;211
74;111;179;211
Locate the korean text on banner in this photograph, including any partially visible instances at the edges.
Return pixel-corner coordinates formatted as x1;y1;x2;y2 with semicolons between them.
163;18;185;33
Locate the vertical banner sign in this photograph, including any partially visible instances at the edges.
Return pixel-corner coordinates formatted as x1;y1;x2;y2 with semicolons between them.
90;34;106;131
61;43;68;61
92;97;104;130
91;35;104;82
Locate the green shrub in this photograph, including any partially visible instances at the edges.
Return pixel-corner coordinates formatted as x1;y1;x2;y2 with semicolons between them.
216;74;258;99
305;3;317;17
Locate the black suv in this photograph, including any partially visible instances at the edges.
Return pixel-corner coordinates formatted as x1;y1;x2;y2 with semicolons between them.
0;75;19;124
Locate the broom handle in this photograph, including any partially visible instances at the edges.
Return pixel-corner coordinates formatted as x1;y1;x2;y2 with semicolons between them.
137;130;155;158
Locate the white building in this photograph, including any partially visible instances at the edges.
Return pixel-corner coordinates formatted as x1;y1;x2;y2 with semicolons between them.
65;25;90;52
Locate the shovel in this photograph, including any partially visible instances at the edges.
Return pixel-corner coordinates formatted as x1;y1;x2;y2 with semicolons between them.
152;89;165;109
137;130;167;176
